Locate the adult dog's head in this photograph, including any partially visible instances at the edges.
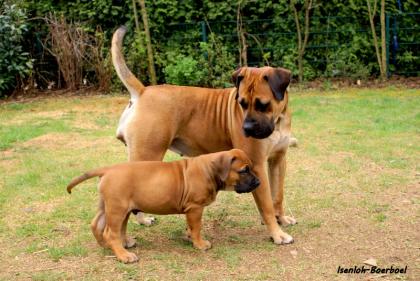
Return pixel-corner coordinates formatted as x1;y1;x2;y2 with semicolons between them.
232;67;291;139
213;149;260;194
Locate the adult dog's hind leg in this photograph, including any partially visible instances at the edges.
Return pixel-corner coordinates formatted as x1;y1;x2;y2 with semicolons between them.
125;123;172;225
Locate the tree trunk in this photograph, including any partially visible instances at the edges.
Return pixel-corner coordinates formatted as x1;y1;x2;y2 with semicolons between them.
132;0;140;32
367;0;385;78
380;0;387;80
291;0;312;82
131;0;142;79
297;53;303;82
137;0;157;85
240;31;247;66
237;2;247;67
291;2;303;82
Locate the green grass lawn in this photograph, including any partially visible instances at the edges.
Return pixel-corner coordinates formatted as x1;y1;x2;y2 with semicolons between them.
0;87;419;280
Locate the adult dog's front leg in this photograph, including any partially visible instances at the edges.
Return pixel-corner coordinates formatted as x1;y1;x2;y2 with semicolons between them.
252;165;294;244
268;151;297;226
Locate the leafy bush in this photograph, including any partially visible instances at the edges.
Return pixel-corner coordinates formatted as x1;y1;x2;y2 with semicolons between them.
0;4;33;96
126;30;149;84
164;54;204;86
325;48;371;80
396;51;419;75
162;33;235;87
198;33;236;88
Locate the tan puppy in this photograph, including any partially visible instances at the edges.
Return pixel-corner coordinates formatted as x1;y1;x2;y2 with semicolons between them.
67;149;260;263
112;26;296;245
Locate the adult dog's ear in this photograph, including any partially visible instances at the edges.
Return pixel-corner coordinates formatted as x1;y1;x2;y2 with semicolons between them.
232;68;244;100
232;67;244;88
264;68;291;101
214;152;236;182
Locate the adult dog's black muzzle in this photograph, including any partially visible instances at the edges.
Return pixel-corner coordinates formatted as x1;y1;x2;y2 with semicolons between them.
242;118;274;139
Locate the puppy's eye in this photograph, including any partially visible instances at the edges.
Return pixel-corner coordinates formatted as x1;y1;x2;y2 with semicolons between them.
239;166;250;174
255;99;270;112
239;99;248;110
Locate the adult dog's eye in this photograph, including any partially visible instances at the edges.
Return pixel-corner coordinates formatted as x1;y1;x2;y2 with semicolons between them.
239;99;248;110
239;166;250;174
255;99;270;112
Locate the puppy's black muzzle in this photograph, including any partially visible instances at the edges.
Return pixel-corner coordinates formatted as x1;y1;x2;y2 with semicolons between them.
235;174;260;193
250;177;260;189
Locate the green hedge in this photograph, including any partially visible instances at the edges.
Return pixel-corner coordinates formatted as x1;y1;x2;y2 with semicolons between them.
1;0;418;95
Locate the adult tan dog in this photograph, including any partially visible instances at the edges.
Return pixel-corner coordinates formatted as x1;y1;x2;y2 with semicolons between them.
112;26;297;245
67;149;260;263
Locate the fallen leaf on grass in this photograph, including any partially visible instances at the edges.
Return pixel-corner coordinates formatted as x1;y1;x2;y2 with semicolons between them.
363;258;377;267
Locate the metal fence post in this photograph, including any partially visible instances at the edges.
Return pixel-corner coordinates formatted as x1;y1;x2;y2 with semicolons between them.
200;21;207;42
200;21;208;60
386;13;390;78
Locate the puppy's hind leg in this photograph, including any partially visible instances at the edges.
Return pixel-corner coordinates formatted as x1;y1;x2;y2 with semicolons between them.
103;207;138;263
91;197;106;247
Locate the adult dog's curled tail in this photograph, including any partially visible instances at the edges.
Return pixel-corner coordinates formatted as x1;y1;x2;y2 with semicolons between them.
111;26;145;98
67;168;108;194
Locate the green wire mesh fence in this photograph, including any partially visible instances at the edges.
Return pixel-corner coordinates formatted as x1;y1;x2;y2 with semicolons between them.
157;12;419;79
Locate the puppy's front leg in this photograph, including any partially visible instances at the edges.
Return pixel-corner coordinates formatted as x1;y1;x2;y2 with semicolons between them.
186;208;211;251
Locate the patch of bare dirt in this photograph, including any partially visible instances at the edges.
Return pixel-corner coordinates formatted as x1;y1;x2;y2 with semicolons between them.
3;197;67;231
20;133;116;150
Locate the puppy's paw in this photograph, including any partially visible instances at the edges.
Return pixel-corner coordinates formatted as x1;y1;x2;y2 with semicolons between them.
272;232;294;245
136;215;156;226
124;236;137;248
117;251;139;263
193;240;212;251
276;215;297;227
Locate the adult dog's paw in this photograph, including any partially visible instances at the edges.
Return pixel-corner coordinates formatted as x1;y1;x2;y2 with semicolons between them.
136;213;156;226
193;240;212;251
277;215;297;227
117;251;139;263
272;232;294;245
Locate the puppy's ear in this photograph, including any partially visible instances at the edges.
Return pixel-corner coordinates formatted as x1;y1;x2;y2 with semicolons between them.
264;68;291;101
214;153;236;182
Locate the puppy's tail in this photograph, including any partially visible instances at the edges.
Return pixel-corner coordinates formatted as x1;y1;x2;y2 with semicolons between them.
67;168;108;194
111;26;145;98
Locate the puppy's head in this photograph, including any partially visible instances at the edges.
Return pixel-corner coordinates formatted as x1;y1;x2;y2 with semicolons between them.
213;149;260;193
232;67;291;139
